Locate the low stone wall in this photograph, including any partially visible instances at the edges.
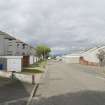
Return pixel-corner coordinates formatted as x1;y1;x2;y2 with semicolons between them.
14;73;42;84
0;71;12;78
79;57;98;66
0;71;42;84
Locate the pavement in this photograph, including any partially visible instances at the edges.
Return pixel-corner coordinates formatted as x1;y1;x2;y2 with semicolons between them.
30;60;105;105
0;78;34;105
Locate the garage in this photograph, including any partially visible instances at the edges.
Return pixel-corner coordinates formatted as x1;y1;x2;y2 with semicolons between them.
0;56;23;72
62;55;80;64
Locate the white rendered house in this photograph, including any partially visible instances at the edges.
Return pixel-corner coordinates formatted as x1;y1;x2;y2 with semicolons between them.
0;31;37;72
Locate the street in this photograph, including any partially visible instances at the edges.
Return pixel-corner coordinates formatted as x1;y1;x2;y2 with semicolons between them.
31;60;105;105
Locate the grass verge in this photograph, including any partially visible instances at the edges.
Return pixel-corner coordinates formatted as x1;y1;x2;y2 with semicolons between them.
22;60;47;74
27;60;47;68
22;69;43;74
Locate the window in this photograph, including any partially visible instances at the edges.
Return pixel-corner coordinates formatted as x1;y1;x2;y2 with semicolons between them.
17;44;19;48
8;45;12;46
23;44;25;49
8;39;13;43
8;39;12;41
22;52;25;56
7;51;12;55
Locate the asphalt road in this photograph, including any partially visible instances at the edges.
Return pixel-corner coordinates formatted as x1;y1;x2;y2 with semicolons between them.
31;60;105;105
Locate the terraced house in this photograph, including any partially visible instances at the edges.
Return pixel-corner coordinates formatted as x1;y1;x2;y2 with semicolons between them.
0;31;37;72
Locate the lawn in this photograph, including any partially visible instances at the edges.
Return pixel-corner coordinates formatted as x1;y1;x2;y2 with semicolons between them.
22;68;43;74
29;60;47;68
22;60;47;74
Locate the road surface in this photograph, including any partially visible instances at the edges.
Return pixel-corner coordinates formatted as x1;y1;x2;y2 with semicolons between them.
31;60;105;105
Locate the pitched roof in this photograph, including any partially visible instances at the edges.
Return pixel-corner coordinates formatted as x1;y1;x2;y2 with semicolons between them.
0;30;34;48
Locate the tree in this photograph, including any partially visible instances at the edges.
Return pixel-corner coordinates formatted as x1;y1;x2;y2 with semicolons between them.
97;49;105;66
35;45;51;60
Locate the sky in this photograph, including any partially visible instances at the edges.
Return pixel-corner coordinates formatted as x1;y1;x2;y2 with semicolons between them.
0;0;105;55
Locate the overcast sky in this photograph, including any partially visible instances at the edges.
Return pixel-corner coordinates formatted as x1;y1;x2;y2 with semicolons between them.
0;0;105;54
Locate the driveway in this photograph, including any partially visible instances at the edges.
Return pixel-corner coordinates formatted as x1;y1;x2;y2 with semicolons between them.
31;61;105;105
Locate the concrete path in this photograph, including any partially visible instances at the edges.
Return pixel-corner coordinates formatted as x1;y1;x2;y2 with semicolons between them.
31;60;105;105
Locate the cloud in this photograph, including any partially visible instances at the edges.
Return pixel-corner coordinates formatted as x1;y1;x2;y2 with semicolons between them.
0;0;105;54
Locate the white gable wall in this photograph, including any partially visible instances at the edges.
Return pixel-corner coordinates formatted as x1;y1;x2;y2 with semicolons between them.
0;35;5;56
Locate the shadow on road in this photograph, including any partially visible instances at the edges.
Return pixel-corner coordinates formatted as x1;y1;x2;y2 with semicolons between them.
34;90;105;105
0;79;30;103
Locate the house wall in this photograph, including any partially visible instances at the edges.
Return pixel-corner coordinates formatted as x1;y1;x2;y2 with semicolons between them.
0;31;36;56
4;39;17;56
0;35;5;55
82;50;99;63
16;42;24;56
29;56;34;64
0;33;17;56
7;58;22;72
15;43;35;56
0;31;36;72
34;56;37;63
62;56;80;63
